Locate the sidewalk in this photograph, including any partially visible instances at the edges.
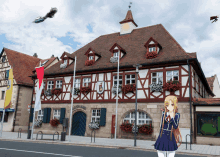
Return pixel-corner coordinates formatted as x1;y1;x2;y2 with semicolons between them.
0;131;219;156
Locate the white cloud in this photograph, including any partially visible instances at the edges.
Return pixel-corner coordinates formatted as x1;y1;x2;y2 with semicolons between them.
0;0;220;81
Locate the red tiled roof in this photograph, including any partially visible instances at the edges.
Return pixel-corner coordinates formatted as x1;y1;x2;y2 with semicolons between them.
206;76;215;91
44;24;195;76
3;48;40;86
193;98;220;105
35;57;58;69
60;51;74;59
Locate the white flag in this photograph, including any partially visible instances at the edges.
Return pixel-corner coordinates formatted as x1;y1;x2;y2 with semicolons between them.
34;82;43;111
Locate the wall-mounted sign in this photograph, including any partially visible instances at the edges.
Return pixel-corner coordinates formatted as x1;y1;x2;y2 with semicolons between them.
73;105;86;110
97;81;105;94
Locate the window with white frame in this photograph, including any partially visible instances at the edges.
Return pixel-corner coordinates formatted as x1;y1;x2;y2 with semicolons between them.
1;91;5;100
53;109;61;120
83;78;91;87
74;78;81;89
113;75;122;86
64;60;67;64
149;47;156;52
151;72;163;84
47;81;54;90
43;82;46;89
123;111;152;125
37;110;44;121
113;52;119;57
89;56;94;61
125;74;135;85
56;80;62;88
166;70;179;82
91;109;101;123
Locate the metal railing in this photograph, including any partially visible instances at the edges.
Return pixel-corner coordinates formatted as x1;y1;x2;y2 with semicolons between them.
186;134;192;150
53;131;59;141
36;131;43;140
17;128;22;138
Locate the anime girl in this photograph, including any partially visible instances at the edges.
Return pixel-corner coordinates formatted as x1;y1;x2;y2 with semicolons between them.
154;95;182;157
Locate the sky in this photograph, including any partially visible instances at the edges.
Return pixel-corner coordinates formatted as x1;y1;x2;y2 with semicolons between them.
0;0;220;81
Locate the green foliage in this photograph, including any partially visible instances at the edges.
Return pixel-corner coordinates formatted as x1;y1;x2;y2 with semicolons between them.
201;123;217;136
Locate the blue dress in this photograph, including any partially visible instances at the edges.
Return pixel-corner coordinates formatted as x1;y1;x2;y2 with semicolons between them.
154;112;180;151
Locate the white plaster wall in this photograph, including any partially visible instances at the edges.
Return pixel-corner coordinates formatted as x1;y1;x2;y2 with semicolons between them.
64;76;71;84
99;74;104;81
137;90;145;99
2;112;14;131
213;77;220;98
182;76;188;86
95;56;99;61
120;22;136;35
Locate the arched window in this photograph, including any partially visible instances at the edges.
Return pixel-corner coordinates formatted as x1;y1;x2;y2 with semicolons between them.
123;111;152;125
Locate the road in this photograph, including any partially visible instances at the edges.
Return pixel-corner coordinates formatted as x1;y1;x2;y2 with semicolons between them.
0;140;216;157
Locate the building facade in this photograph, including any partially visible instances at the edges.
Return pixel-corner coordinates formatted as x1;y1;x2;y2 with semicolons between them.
0;48;59;132
30;10;215;144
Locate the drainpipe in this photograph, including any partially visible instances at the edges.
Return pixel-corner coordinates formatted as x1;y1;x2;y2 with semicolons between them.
28;78;35;131
12;85;20;132
187;59;192;150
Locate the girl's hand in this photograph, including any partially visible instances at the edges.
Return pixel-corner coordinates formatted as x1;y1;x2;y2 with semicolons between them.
160;108;165;112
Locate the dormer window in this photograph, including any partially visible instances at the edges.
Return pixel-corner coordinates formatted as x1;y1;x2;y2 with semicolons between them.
2;56;6;63
84;48;101;66
41;60;48;66
144;37;162;59
60;51;75;69
109;43;126;63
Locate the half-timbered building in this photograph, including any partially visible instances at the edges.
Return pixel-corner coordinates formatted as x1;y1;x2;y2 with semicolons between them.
0;48;59;132
30;10;216;144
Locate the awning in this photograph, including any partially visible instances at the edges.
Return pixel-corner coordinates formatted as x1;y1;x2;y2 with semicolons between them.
0;108;15;112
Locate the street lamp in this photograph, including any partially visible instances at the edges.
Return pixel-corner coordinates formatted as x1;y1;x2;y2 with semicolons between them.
133;64;142;147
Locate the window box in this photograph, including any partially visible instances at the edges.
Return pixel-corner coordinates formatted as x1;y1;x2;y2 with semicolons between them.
112;85;122;94
49;118;60;127
34;119;43;128
71;88;80;95
88;121;100;130
163;80;181;92
149;81;163;92
110;56;118;63
146;51;157;59
120;122;133;133
80;86;91;95
138;124;153;135
85;60;94;66
45;89;52;96
51;88;62;95
122;84;136;94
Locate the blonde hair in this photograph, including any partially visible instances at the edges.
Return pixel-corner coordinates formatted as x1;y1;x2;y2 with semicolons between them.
160;95;182;147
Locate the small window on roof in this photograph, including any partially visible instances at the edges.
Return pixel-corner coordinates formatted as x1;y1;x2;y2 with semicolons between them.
41;60;48;66
89;56;94;61
149;47;156;52
64;60;67;64
2;56;6;63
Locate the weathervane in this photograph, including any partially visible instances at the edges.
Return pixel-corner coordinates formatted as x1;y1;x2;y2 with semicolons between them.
129;2;132;9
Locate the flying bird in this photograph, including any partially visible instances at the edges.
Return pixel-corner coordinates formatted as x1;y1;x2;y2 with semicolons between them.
33;7;58;23
210;15;219;23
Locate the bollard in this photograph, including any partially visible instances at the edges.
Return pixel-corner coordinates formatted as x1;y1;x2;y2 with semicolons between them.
18;128;22;138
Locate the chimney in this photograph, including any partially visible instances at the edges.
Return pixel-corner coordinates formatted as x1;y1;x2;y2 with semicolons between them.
33;53;38;58
51;54;54;58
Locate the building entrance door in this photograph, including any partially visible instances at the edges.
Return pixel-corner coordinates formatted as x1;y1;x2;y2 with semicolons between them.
72;111;86;136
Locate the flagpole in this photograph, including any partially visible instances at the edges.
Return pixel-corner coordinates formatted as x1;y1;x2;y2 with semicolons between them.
69;56;76;142
31;61;42;140
114;53;120;139
0;109;5;137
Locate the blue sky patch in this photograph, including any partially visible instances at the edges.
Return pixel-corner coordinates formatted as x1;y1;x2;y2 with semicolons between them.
87;24;93;33
0;34;15;50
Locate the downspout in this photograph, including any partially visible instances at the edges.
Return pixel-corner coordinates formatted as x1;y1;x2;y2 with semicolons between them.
187;59;192;149
12;85;20;132
28;78;35;131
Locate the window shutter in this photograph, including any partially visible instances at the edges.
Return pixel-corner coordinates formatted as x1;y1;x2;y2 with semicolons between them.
47;108;51;123
30;108;34;122
100;108;106;126
5;70;9;79
60;108;66;124
43;108;48;123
